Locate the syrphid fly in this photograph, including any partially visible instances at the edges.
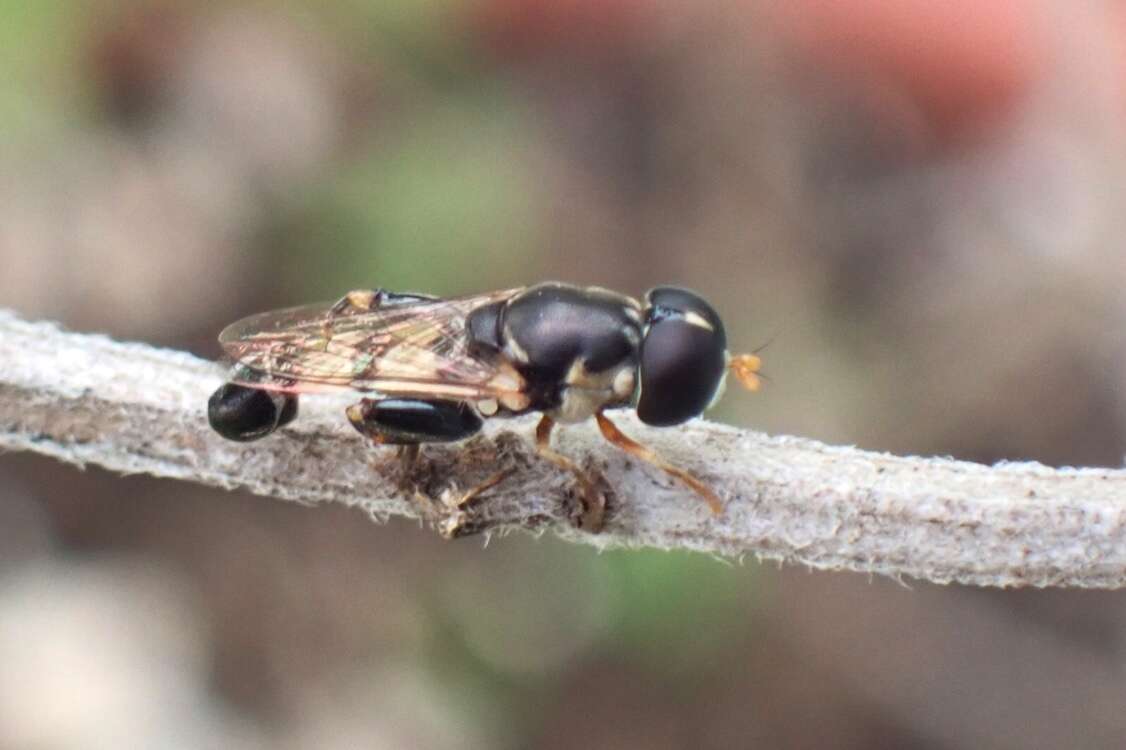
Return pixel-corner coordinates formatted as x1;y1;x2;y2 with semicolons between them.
208;283;762;532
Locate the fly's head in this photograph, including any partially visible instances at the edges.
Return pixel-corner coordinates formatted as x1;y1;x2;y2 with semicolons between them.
635;287;760;427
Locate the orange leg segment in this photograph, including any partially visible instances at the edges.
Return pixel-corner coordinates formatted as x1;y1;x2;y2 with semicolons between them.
594;412;723;515
535;415;606;531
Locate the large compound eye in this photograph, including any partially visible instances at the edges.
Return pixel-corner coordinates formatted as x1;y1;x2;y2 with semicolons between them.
636;287;728;427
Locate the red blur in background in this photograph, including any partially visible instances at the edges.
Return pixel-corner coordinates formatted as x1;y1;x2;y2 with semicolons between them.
481;0;1051;148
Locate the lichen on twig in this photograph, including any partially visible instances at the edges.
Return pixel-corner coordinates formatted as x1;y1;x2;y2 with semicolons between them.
3;309;1126;588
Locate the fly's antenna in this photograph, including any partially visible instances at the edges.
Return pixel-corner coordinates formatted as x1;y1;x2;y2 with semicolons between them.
728;353;763;392
730;329;779;391
752;331;778;356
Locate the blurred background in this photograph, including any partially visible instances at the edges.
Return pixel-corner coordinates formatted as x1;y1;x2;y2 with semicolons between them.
3;0;1126;747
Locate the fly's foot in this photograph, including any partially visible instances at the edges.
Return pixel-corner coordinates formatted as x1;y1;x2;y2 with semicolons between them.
388;438;518;537
385;444;454;528
394;444;428;489
564;469;609;533
382;428;593;537
454;468;516;511
434;467;516;539
534;415;610;534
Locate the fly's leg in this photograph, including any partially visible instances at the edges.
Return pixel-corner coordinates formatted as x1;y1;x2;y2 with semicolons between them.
534;415;607;532
346;398;510;536
397;442;421;474
594;411;723;515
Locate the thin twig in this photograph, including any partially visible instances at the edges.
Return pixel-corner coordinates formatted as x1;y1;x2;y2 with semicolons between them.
3;309;1126;588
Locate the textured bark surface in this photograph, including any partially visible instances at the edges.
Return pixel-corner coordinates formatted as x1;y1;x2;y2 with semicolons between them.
3;309;1126;588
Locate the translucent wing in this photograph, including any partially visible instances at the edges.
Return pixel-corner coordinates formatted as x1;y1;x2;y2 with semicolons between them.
219;288;525;401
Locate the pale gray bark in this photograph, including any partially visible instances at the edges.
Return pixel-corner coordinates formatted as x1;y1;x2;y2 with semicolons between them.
3;309;1126;588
